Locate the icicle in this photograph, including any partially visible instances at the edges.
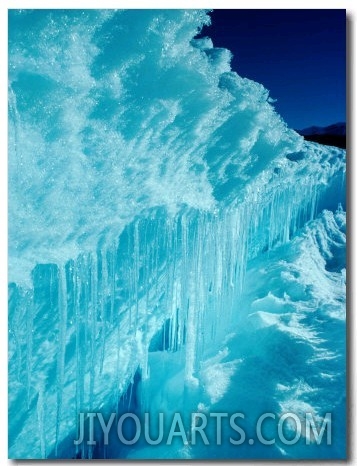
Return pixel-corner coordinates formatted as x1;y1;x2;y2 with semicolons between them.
133;220;140;331
99;249;107;374
115;309;122;413
127;224;134;330
142;221;150;389
82;255;90;396
74;260;84;460
37;385;46;459
55;266;67;457
183;215;198;385
167;218;179;353
26;290;34;409
89;253;98;412
108;242;116;326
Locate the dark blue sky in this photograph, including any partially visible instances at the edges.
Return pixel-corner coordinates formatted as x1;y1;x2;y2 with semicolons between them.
200;9;346;129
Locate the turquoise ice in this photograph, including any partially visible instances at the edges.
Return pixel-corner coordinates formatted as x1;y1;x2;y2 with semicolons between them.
8;9;346;459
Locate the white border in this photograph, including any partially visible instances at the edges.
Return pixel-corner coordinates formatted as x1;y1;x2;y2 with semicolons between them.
2;2;355;465
1;0;355;8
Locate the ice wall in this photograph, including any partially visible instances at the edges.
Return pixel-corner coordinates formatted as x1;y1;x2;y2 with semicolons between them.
8;10;346;459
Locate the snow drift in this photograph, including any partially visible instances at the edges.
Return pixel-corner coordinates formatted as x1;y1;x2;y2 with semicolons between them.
8;9;346;459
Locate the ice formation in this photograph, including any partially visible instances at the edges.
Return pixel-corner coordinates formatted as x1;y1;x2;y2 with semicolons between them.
8;10;346;459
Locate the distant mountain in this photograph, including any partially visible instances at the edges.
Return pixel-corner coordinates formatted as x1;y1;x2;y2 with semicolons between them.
298;122;346;136
296;122;346;149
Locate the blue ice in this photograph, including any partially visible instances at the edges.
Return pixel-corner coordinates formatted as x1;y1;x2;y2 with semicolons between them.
8;9;346;459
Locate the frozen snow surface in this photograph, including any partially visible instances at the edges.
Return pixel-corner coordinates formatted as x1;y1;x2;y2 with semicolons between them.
8;9;346;459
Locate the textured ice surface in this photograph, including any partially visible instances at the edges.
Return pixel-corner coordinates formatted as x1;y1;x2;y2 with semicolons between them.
129;209;346;460
8;9;346;459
